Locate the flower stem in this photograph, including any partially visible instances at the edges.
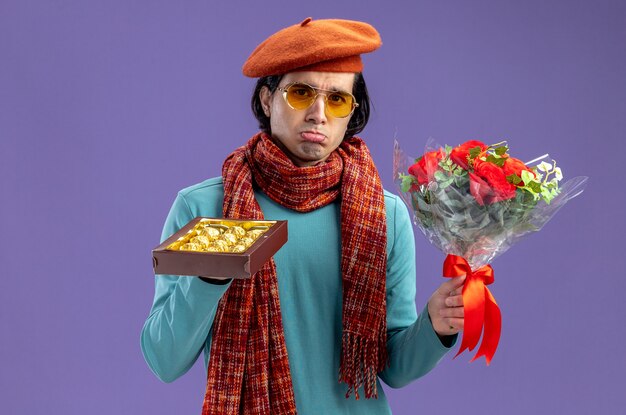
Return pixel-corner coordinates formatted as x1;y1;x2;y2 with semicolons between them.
542;160;558;185
488;140;508;149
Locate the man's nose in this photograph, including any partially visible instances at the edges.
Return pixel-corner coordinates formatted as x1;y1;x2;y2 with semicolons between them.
305;95;328;124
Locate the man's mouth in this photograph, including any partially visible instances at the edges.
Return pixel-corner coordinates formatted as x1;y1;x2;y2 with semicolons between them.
300;131;326;143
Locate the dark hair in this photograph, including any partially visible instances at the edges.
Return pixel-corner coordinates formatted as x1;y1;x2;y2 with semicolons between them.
251;73;371;140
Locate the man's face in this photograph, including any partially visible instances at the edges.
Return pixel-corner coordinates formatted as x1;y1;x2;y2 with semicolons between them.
260;71;356;167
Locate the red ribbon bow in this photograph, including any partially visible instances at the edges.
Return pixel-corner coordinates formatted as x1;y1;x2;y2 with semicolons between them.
443;254;501;364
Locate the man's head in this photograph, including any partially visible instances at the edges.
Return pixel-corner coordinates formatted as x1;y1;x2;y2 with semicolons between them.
243;18;381;167
250;71;371;167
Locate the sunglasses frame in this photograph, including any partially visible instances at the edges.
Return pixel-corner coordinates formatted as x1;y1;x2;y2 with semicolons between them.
277;82;359;119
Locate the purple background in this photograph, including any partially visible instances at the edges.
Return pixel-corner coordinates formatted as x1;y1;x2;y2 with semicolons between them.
2;1;625;414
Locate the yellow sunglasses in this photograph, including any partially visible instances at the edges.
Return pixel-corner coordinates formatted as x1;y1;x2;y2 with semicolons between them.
277;82;359;118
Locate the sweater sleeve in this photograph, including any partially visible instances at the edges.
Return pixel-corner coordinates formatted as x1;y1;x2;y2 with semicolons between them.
140;193;231;383
378;196;457;389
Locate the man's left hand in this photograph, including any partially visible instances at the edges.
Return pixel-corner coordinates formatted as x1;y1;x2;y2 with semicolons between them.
427;275;466;337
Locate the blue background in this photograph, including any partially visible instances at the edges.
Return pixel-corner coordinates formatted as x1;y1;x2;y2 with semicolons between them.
1;1;625;413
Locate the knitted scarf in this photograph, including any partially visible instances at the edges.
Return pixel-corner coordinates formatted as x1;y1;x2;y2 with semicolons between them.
202;132;387;414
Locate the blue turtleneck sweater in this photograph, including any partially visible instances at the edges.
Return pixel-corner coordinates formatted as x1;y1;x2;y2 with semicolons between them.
141;177;454;414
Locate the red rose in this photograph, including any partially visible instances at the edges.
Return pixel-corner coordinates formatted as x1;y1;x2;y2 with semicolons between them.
503;157;534;186
408;149;444;185
450;140;488;169
470;159;517;205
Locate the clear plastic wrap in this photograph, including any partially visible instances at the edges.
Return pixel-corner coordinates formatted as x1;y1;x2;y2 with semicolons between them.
394;137;588;270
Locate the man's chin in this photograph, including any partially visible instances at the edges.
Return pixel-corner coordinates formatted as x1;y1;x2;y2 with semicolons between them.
289;150;329;167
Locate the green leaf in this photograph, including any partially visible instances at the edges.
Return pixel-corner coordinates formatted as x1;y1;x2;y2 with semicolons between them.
434;171;448;181
486;154;505;167
528;181;541;193
445;145;452;154
454;175;469;187
469;146;482;159
495;146;508;156
399;174;417;193
521;170;534;185
541;188;554;204
439;177;454;189
506;174;522;185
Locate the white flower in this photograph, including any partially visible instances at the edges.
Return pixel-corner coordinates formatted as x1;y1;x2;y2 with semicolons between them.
537;161;552;172
554;167;563;181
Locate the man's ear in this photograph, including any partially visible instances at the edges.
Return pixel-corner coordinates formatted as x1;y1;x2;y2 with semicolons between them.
259;86;271;117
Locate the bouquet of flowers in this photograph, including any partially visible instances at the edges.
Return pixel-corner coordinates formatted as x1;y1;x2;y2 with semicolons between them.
394;138;587;364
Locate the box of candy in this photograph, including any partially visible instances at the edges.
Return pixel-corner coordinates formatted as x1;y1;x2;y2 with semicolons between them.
152;217;288;279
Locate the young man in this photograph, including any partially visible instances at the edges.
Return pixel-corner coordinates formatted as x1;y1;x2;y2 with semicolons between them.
141;18;465;415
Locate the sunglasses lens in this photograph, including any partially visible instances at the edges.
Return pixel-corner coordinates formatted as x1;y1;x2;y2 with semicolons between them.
326;92;353;118
283;83;355;118
285;84;317;110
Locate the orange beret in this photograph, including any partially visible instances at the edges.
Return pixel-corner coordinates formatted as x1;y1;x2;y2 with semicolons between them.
242;17;382;77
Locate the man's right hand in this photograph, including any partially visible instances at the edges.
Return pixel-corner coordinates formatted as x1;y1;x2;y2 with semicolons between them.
199;276;232;285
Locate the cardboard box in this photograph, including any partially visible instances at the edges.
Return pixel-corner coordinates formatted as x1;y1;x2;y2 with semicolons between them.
152;217;288;279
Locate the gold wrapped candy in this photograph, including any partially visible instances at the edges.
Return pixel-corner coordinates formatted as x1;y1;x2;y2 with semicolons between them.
220;233;238;246
197;227;221;239
239;237;254;247
166;219;274;253
180;243;203;251
211;239;229;252
232;244;247;253
225;226;246;237
217;239;230;250
247;229;266;239
167;240;185;250
206;224;228;233
190;235;211;247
